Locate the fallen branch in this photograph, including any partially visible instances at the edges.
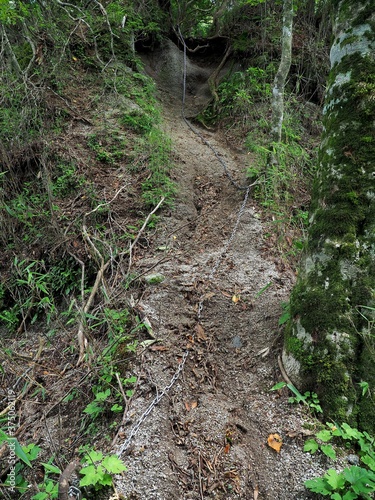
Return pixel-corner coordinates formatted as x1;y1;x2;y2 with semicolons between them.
75;186;128;365
111;372;138;447
85;184;128;219
76;250;109;365
58;458;79;500
127;196;165;274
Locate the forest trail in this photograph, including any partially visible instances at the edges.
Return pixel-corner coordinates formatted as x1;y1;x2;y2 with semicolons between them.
113;45;327;499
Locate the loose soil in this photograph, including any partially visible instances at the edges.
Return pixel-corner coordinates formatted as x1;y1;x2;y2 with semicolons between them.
112;49;333;499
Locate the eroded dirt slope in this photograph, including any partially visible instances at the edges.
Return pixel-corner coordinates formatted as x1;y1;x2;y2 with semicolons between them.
113;46;329;499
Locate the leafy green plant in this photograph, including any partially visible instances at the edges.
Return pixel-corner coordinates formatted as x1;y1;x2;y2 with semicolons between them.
52;162;86;197
13;258;56;327
0;306;20;332
139;128;176;207
306;467;375;499
0;429;33;467
31;462;61;500
1;182;51;244
304;422;375;499
83;388;111;420
304;427;337;461
78;448;127;495
358;381;369;397
87;135;116;164
0;429;40;494
270;381;323;414
210;66;272;122
279;301;291;326
121;111;154;135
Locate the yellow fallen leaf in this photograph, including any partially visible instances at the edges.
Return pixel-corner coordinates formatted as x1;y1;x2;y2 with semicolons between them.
232;294;240;303
185;400;197;411
267;433;283;453
72;56;78;61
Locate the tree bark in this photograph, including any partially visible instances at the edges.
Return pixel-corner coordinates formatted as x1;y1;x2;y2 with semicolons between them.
283;0;375;431
270;0;294;143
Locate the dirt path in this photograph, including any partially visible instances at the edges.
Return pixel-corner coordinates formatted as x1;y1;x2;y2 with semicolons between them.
114;52;327;500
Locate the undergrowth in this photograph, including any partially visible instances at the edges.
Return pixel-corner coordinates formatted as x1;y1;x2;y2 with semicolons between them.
200;63;319;256
272;382;375;499
0;2;174;498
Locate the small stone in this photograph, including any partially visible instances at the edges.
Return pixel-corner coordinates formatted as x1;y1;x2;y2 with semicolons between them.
232;335;242;348
346;454;359;465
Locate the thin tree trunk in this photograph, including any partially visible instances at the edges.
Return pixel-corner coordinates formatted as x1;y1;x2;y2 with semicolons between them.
208;44;232;103
270;0;294;143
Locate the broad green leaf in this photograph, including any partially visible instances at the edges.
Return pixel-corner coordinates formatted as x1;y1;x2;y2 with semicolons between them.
341;424;363;441
270;381;286;391
357;436;371;454
83;401;103;417
101;455;127;474
287;383;303;399
100;473;113;486
111;404;123;413
331;493;343;500
363;431;373;442
343;466;375;494
304;477;332;495
358;381;369;396
0;429;8;443
45;481;56;492
321;444;336;460
80;465;103;487
11;439;32;467
95;389;110;401
286;383;308;404
342;491;358;500
327;423;342;437
316;429;333;442
41;463;61;474
278;311;290;326
85;450;104;463
325;469;345;490
304;439;319;454
31;493;48;500
361;453;375;472
23;443;41;461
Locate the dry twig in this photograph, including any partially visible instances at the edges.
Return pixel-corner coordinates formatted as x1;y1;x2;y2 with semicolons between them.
127;196;165;274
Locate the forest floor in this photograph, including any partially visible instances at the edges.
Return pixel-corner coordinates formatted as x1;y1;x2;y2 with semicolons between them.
0;45;343;500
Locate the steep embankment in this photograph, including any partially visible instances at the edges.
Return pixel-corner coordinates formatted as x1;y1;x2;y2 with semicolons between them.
113;42;329;499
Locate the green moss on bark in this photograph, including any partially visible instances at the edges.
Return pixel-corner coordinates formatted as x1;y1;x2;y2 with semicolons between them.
283;0;375;432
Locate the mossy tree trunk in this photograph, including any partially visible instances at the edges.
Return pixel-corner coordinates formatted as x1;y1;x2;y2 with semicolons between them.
270;0;294;143
282;0;375;431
